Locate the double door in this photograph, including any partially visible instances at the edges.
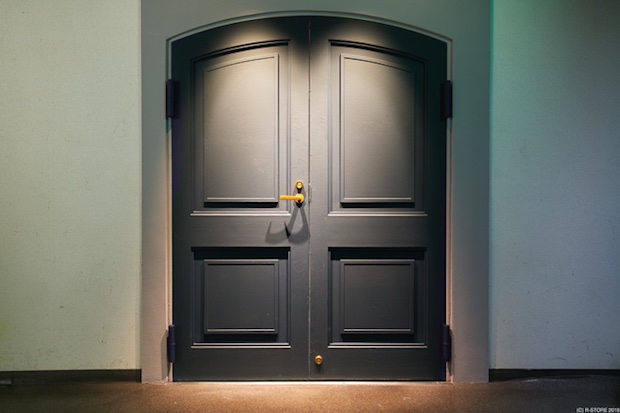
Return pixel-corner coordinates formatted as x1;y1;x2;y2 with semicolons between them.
171;17;447;380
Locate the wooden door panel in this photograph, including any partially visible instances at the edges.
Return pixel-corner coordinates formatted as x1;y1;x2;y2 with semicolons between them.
335;51;423;208
329;249;427;347
199;54;281;205
204;260;280;334
339;260;416;334
192;47;291;213
190;249;291;347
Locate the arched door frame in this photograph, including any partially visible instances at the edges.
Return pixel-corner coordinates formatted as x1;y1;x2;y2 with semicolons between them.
141;3;490;383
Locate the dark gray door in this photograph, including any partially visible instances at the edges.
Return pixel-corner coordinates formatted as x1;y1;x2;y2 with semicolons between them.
171;17;446;381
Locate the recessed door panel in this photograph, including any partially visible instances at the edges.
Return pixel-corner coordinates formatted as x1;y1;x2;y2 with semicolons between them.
204;260;280;334
190;45;294;215
199;55;280;204
340;260;415;334
190;248;291;348
338;53;422;207
328;249;428;348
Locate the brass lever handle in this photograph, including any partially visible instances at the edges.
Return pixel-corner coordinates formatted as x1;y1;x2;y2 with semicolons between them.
280;181;305;206
280;193;305;204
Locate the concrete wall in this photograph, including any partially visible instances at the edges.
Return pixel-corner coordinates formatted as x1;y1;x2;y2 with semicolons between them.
490;0;620;369
0;0;141;370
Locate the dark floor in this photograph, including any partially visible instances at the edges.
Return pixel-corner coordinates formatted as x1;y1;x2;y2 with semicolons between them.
1;375;619;413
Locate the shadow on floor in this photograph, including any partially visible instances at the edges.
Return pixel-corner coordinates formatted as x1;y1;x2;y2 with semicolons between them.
1;375;619;413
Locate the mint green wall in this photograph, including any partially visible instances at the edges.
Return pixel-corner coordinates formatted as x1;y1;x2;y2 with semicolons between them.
490;0;620;369
0;1;141;370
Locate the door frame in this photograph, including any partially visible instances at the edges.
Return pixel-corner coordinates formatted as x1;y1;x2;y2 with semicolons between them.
141;2;490;383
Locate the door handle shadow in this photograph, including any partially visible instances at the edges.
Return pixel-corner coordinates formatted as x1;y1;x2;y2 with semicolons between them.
265;206;309;244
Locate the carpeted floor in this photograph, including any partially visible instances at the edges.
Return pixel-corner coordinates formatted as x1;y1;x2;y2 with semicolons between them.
1;375;619;412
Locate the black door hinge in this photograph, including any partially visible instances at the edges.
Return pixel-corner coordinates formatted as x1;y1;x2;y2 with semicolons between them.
167;324;176;363
441;81;453;120
443;324;452;362
166;79;178;119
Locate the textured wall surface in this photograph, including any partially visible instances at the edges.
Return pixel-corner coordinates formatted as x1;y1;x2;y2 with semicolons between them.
490;0;620;369
0;0;141;370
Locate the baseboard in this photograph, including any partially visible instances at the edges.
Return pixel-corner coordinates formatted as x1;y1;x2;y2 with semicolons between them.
489;369;620;382
3;369;618;384
0;370;140;385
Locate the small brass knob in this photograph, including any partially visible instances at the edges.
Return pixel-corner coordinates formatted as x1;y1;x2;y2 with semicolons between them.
314;355;323;366
295;181;304;191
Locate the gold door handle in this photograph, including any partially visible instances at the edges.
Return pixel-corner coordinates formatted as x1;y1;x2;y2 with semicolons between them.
279;193;305;204
280;181;305;206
